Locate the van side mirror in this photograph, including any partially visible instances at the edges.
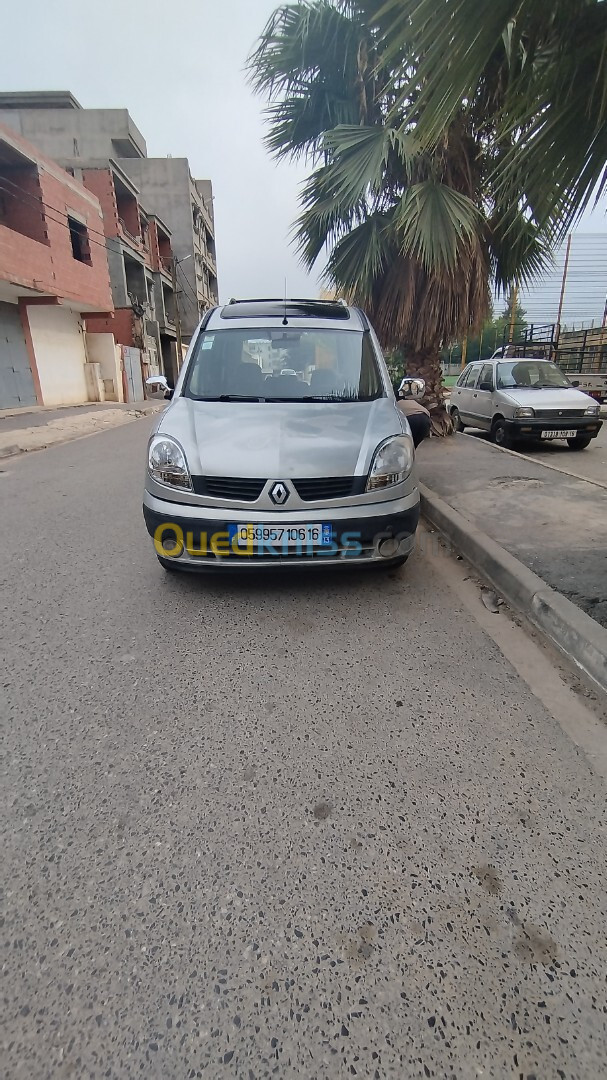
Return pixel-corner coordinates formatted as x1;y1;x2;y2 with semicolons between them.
398;377;426;399
479;380;493;392
146;374;168;391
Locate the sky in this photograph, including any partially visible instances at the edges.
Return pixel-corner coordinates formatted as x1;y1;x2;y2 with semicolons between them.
2;0;606;316
1;0;315;302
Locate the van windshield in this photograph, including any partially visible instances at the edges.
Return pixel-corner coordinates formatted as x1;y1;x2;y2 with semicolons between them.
184;328;384;402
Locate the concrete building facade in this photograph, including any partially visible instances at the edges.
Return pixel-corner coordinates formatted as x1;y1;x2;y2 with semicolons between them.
117;158;218;337
0;123;116;408
0;92;219;344
76;160;179;384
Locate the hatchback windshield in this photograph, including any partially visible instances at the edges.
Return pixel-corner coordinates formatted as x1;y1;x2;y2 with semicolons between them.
184;328;383;401
496;360;571;389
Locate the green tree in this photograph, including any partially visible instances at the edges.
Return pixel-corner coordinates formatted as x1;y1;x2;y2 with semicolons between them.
376;0;607;240
444;295;530;369
249;1;550;431
493;292;528;348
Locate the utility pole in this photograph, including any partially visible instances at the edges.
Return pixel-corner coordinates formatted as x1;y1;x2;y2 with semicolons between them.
171;256;184;370
556;234;572;339
461;335;468;369
599;294;607;369
508;282;519;344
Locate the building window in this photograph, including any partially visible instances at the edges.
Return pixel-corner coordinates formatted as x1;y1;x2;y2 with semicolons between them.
68;216;92;264
0;147;49;245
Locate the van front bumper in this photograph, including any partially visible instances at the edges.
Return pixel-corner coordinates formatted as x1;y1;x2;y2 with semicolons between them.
143;487;420;569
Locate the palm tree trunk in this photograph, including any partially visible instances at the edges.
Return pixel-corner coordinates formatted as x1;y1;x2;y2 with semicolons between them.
405;347;453;436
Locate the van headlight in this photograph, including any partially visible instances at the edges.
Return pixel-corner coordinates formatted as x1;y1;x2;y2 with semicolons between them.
367;435;414;491
514;407;535;418
148;434;192;490
585;404;599;415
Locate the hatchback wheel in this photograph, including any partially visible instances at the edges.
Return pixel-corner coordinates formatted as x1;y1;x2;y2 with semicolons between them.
567;435;592;450
451;407;464;432
491;419;512;449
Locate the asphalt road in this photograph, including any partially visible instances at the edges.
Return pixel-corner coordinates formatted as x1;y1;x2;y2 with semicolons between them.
466;423;607;488
1;420;607;1079
519;423;607;487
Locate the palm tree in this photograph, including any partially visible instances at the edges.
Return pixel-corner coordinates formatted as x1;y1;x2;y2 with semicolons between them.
376;0;607;240
249;1;550;431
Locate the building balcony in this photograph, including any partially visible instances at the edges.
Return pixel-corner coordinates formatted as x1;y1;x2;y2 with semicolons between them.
191;196;213;238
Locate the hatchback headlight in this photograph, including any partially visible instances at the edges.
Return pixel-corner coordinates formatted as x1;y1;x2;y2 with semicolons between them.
367;434;414;491
585;404;600;416
514;407;535;418
148;434;192;490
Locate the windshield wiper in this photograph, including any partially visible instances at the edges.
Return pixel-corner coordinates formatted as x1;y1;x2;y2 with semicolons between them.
189;394;264;402
301;395;349;402
262;395;361;403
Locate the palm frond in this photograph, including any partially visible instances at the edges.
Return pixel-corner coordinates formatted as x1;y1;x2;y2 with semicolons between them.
489;209;554;294
324;211;395;303
294;164;365;268
324;123;417;202
395;181;482;273
249;1;375;159
377;0;521;141
249;1;359;96
377;0;607;234
263;91;359;160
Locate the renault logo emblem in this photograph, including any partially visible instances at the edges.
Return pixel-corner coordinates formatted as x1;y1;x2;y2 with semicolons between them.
269;481;289;505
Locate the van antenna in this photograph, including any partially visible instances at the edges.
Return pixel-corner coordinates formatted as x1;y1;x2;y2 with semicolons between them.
282;277;288;325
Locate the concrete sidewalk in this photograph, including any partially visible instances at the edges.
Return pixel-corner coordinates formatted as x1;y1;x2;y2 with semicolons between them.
416;433;607;692
0;400;164;457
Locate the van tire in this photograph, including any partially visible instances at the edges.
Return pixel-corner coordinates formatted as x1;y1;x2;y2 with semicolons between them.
157;555;181;571
378;555;408;571
567;435;592;450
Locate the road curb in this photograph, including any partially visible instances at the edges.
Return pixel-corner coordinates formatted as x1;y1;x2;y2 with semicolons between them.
419;482;607;695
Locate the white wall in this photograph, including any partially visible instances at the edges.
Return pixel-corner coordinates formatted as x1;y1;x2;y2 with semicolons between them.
85;332;123;401
26;306;89;406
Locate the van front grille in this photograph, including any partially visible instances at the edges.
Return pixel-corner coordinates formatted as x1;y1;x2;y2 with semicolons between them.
292;477;365;501
190;476;366;502
191;476;266;501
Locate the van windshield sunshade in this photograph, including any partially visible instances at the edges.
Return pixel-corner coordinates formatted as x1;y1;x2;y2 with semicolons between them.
220;301;351;321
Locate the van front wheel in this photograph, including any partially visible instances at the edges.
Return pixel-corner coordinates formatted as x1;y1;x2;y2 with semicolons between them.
157;555;181;571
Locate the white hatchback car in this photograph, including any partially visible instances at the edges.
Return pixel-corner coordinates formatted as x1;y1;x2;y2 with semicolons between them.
450;357;602;450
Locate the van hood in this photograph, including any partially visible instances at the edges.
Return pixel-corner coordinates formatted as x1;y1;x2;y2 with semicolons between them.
157;395;405;477
499;386;597;410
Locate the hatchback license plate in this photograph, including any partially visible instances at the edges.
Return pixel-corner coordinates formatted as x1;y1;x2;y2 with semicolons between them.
229;523;333;549
541;429;578;439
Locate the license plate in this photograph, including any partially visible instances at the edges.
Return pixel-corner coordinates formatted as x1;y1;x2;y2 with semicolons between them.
541;429;578;439
228;523;333;550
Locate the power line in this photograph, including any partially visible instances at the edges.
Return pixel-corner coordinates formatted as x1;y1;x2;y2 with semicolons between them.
0;173;176;270
0;182;125;257
176;261;199;306
0;171;125;249
0;181;177;297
